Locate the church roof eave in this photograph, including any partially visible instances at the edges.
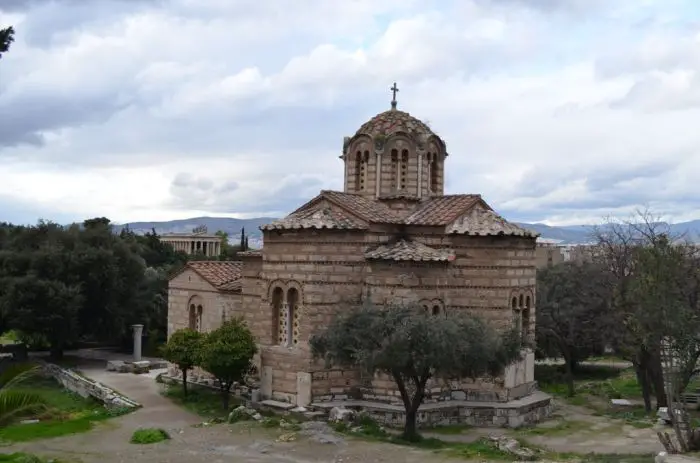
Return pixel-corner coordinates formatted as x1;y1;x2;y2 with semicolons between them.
260;205;368;231
446;207;539;238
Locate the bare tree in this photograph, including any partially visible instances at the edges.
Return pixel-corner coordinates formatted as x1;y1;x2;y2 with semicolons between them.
593;210;675;411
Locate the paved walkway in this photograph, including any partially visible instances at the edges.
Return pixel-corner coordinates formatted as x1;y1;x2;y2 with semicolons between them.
12;361;464;463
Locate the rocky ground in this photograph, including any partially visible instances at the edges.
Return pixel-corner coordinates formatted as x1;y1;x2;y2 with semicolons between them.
6;357;669;462
8;365;465;463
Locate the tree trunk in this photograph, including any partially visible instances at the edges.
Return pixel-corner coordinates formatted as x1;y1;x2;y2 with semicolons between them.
221;386;230;411
563;353;575;397
650;352;668;408
181;369;188;398
635;363;653;412
49;344;64;361
403;407;419;442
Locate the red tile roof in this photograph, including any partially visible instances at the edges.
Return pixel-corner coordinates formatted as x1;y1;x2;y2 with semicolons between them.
404;195;482;225
262;191;531;238
365;240;455;262
355;110;436;139
446;207;537;237
261;206;367;231
186;261;242;292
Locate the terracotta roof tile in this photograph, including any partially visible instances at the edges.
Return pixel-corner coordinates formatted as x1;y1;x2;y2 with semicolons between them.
261;206;367;231
187;261;242;292
321;191;404;223
404;195;481;226
365;240;455;262
446;207;538;237
356;110;436;139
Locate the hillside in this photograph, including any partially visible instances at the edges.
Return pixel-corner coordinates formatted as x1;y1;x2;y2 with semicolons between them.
115;217;700;245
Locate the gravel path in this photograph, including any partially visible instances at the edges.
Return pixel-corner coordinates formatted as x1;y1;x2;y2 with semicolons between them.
10;363;463;463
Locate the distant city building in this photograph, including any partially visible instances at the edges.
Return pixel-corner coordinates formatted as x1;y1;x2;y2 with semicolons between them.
159;226;222;257
535;237;599;269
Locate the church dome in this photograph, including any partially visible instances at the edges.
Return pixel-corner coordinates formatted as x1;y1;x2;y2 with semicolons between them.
355;109;436;140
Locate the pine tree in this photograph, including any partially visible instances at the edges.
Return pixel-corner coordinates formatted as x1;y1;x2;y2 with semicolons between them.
239;228;245;250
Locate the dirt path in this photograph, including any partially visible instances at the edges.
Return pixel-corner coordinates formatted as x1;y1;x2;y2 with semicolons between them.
10;363;464;463
421;398;664;456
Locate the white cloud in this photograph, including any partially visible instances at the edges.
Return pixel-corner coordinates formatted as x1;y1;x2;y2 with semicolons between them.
1;0;699;226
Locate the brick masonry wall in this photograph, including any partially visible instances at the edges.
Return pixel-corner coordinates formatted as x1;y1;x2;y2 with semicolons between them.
168;219;537;406
167;268;241;337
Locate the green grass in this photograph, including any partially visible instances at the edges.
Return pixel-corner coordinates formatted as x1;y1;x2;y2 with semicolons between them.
162;383;239;418
0;453;70;463
425;424;471;435
0;376;131;443
536;364;642;400
130;428;170;444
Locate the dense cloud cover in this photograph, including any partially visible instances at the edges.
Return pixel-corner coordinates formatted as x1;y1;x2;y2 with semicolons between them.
1;0;699;225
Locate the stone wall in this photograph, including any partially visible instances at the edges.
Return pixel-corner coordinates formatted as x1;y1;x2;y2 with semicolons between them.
353;393;553;429
167;268;241;337
244;229;538;406
42;363;140;409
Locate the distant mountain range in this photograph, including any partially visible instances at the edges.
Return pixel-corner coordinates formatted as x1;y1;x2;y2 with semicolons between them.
113;217;700;245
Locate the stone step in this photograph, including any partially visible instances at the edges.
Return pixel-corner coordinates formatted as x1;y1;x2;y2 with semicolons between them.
260;399;296;410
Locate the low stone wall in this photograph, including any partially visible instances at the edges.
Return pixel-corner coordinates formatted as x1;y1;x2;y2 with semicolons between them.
41;362;141;410
313;391;553;429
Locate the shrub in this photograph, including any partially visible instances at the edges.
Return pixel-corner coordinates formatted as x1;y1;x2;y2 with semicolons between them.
130;428;170;444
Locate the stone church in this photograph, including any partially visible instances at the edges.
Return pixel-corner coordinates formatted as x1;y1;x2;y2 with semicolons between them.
168;94;551;427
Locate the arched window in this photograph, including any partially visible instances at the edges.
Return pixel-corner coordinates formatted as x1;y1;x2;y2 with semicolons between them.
271;287;284;345
511;292;533;341
400;149;409;190
512;296;521;335
430;153;439;193
360;151;369;191
354;151;362;191
287;288;300;346
188;296;204;332
391;149;399;190
522;295;532;339
421;300;443;316
188;304;197;330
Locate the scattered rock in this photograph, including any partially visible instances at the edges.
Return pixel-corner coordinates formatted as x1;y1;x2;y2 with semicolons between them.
329;407;355;424
488;435;537;461
656;451;667;463
611;398;634;406
300;421;345;445
106;360;125;372
290;406;307;413
19;419;39;425
276;432;296;442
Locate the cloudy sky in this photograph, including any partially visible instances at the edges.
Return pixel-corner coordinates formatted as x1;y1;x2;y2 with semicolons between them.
1;0;699;226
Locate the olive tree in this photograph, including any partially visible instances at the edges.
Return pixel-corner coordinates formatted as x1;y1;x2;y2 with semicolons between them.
160;328;203;398
310;302;522;441
199;318;257;411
